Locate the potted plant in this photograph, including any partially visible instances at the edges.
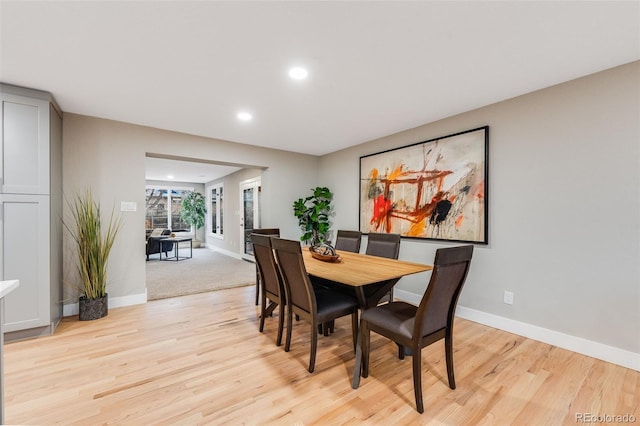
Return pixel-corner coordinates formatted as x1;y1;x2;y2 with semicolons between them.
293;186;333;246
65;189;122;321
180;191;206;248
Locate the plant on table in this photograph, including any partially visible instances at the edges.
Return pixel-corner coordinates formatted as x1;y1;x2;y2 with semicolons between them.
293;186;334;246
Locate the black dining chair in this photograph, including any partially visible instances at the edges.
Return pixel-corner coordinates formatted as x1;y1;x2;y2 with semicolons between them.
334;229;362;253
272;237;359;373
365;232;400;258
313;230;361;335
252;228;280;305
365;232;401;303
352;245;474;413
251;233;286;346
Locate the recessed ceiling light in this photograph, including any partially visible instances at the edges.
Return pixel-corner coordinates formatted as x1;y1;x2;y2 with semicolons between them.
288;66;308;80
167;175;174;179
237;112;253;121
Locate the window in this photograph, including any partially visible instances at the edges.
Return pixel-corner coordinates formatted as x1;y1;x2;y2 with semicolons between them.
145;186;193;233
208;183;224;238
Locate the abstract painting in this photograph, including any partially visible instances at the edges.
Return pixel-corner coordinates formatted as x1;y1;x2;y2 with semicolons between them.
359;126;488;244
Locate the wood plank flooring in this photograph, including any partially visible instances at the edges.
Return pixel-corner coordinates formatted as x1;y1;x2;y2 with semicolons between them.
4;286;639;425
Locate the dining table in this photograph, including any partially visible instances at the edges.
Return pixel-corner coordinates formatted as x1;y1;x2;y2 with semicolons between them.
302;249;433;309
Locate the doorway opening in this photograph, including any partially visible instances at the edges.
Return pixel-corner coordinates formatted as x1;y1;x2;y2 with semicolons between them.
144;153;265;300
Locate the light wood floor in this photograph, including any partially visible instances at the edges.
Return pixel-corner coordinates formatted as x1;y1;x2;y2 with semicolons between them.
4;286;639;425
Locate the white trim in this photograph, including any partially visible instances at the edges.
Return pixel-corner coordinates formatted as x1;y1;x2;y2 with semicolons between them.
394;288;640;371
394;288;422;305
206;244;246;261
63;291;148;317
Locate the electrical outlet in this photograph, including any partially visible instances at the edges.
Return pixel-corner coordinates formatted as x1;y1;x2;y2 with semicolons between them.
504;291;514;305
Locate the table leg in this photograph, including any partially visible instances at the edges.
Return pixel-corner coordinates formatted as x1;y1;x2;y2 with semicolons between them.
359;278;400;309
354;287;368;310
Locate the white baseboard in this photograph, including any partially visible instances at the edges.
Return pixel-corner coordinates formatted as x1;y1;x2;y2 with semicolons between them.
207;244;245;261
63;291;148;317
393;288;640;372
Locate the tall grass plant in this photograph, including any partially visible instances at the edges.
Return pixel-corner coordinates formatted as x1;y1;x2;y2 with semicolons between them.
64;190;122;300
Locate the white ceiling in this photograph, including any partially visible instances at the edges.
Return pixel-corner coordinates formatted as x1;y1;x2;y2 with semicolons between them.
1;1;639;181
145;156;243;184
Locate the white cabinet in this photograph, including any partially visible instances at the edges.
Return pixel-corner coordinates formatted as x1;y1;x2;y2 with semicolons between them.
0;84;62;340
0;194;51;332
1;94;51;195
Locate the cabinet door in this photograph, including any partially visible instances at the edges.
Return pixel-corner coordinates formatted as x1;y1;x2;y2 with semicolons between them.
1;93;50;194
0;194;50;332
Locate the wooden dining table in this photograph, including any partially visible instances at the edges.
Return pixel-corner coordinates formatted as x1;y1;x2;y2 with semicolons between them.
302;249;433;309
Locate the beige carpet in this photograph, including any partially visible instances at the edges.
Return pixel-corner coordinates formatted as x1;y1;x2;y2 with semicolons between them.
146;247;256;300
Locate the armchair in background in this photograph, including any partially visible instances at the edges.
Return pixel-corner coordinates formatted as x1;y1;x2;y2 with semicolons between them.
145;228;174;260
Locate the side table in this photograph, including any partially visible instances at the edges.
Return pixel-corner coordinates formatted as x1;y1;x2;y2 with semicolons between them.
161;237;193;261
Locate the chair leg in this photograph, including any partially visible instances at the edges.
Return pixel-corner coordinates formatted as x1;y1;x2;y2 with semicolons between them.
445;330;456;389
412;347;424;414
255;271;260;305
352;326;363;389
259;294;267;332
361;322;370;378
351;311;358;352
285;305;293;352
276;302;284;346
398;343;405;360
309;322;318;373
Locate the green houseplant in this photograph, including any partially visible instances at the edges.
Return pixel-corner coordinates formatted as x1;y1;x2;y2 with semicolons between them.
293;186;333;246
65;189;122;321
180;191;207;247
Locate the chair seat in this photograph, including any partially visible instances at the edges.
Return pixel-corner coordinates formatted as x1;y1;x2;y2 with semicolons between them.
362;301;417;340
315;287;359;321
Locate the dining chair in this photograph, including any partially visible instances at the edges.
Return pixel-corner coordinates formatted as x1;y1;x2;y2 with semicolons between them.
334;229;362;253
365;232;401;303
352;245;474;413
272;237;359;373
251;233;286;346
252;228;280;305
312;229;361;335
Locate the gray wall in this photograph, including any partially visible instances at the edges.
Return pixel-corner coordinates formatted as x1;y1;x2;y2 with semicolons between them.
63;116;319;304
62;61;638;366
321;61;640;356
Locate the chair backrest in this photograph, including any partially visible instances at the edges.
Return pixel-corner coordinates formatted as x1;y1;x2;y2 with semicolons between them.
415;245;474;338
365;232;401;259
251;233;283;299
335;230;362;253
253;228;280;236
272;238;315;315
